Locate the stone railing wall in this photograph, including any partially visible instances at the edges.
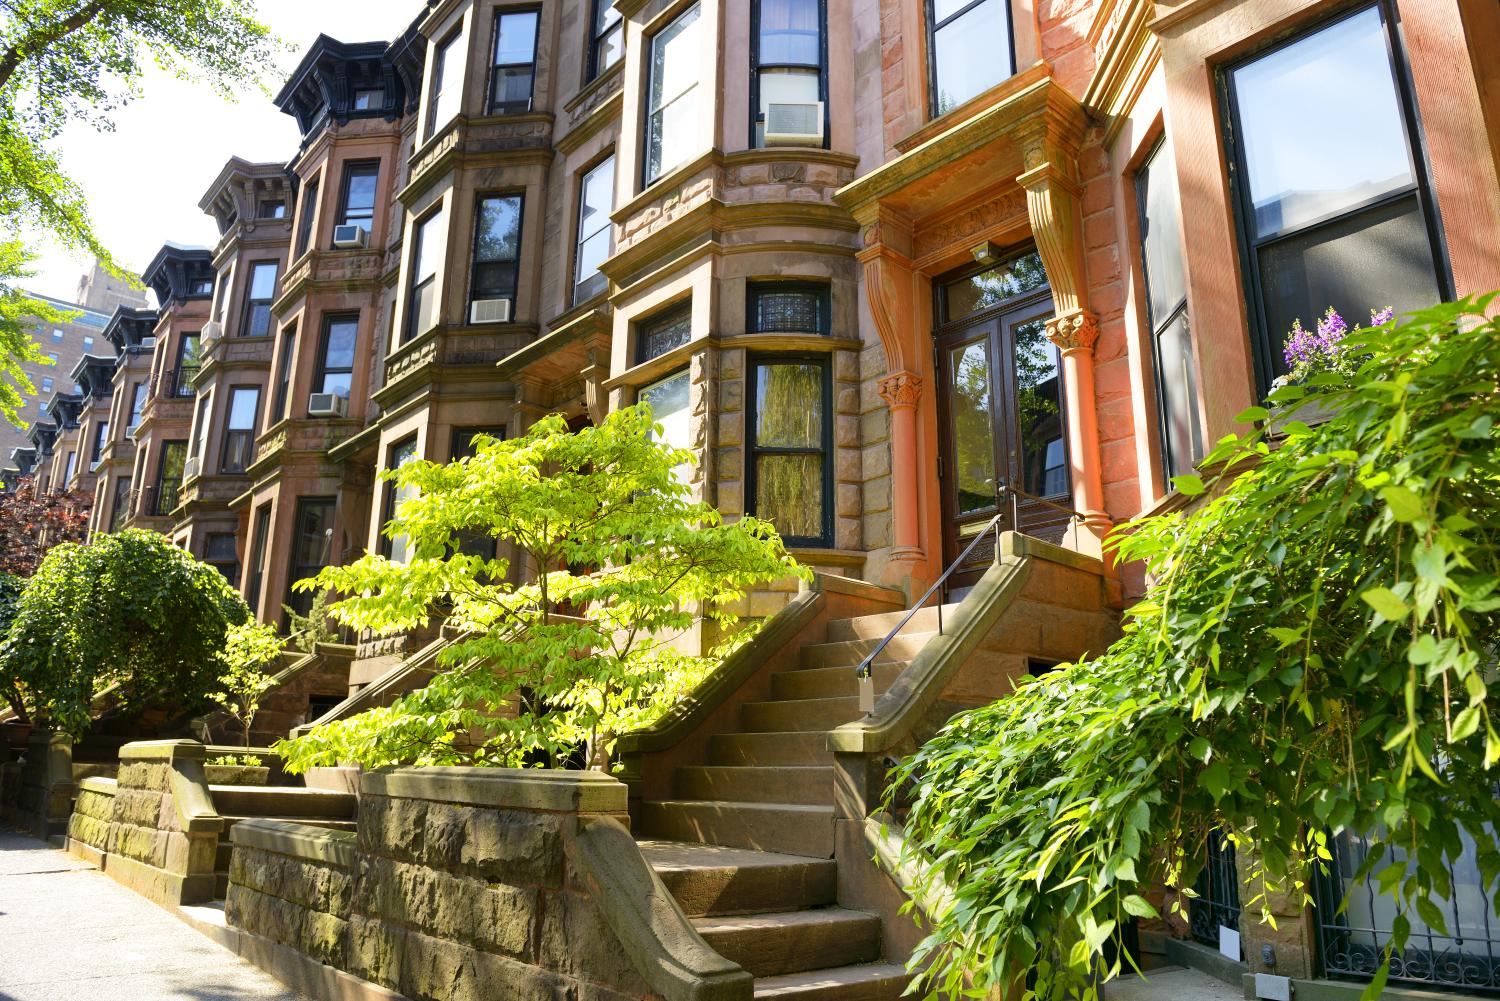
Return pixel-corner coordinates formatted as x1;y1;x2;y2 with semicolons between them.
66;775;117;865
0;730;75;839
223;768;750;1001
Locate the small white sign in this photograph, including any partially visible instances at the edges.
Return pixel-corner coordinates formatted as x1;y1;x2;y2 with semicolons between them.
1255;973;1292;1001
1219;924;1242;961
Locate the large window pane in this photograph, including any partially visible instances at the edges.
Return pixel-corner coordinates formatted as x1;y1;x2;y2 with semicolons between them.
1155;312;1202;482
489;11;538;115
317;315;359;398
339;164;379;228
288;498;336;618
646;5;702;183
575;158;615;303
408;209;447;342
428;32;464;138
1230;8;1414;239
755;454;822;539
638;304;692;363
1013;318;1067;499
944;251;1048;320
383;438;420;565
949;338;996;516
931;0;1012;116
1139;146;1187;324
750;359;827;544
472;194;522;310
640;370;692;486
760;0;820;63
591;0;623;78
242;262;279;338
754;364;822;448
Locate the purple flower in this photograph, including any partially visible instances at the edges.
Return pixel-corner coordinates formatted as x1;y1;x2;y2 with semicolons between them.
1370;306;1394;326
1284;318;1319;369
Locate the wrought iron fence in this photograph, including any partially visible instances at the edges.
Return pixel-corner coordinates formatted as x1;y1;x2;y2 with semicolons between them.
1190;829;1243;950
1315;828;1500;993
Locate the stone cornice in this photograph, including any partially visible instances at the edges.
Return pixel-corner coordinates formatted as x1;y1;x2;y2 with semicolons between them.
1084;0;1161;144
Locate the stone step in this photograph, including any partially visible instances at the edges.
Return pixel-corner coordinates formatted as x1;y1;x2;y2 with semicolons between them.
695;909;881;978
707;732;832;767
753;964;912;1000
209;786;356;820
218;816;358;838
825;605;960;642
797;633;932;670
771;663;903;702
740;697;863;734
639;840;836;917
675;766;833;806
639;801;836;857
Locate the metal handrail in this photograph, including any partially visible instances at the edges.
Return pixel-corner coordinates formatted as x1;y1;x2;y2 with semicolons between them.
853;483;1088;711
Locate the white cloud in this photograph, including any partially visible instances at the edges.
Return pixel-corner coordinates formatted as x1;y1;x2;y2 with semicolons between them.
23;0;421;302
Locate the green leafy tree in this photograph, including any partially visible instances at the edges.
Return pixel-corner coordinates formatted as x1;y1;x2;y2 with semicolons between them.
0;243;69;427
0;570;25;718
282;586;337;653
275;405;806;773
0;528;250;736
890;297;1500;1001
211;622;281;747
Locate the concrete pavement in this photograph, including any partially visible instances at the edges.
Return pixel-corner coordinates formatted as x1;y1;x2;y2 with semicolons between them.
1106;965;1244;1001
0;829;306;1001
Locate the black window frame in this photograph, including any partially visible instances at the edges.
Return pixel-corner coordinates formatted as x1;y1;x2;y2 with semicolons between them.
313;312;360;404
587;0;624;82
749;0;829;149
91;419;109;466
240;261;280;338
286;496;336;621
335;161;380;232
643;3;702;187
924;0;1017;120
271;323;297;426
1134;137;1205;483
294;176;321;259
108;475;131;532
1219;0;1451;396
635;300;693;365
220;385;261;475
128;381;147;430
745;353;834;548
747;280;832;335
172;334;201;398
258;199;286;220
486;8;541;116
573;157;614;305
246;503;272;611
379;435;419;561
407;206;447;344
153;439;188;516
469;192;525;321
204;532;240;584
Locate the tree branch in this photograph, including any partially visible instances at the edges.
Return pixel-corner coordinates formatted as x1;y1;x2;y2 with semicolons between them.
0;0;113;91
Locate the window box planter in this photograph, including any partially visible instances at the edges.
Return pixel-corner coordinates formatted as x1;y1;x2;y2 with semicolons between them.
204;764;270;786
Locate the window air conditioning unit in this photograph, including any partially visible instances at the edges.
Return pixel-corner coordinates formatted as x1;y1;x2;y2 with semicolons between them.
333;224;369;249
125;426;138;441
307;393;349;418
182;456;201;481
764;102;825;146
469;298;512;325
201;321;222;344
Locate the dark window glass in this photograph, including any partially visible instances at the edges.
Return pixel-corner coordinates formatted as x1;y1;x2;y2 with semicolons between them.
172;335;201;397
748;282;829;334
449;427;505;560
241;262;279;338
272;325;297;424
108;475;131;532
574;160;613;304
1136;139;1204;481
128;381;147;429
154;440;188;515
258;200;286;219
753;0;825;148
408;209;448;342
1225;4;1444;386
295;178;320;258
91;420;108;466
943;251;1048;320
489;10;538;115
192;394;211;460
380;437;420;563
247;503;272;611
589;0;623;80
62;451;76;487
205;533;239;584
40;376;53;394
221;386;261;475
352;89;383;110
748;357;830;545
428;32;463;138
314;314;359;400
645;5;702;185
637;303;692;363
1012;318;1068;499
287;497;336;619
337;162;380;229
927;0;1014;117
471;194;523;315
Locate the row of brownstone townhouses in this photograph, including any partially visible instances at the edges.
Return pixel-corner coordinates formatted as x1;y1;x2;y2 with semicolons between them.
6;0;1500;994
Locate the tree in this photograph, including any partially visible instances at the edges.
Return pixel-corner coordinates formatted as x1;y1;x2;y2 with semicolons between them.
211;622;281;747
890;297;1500;1001
0;476;90;575
1;528;250;736
0;242;69;427
275;405;806;773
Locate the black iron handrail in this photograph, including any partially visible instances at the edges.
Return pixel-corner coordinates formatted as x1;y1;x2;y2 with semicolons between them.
853;483;1088;710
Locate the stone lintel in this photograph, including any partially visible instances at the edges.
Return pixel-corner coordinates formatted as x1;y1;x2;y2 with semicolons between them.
363;767;628;814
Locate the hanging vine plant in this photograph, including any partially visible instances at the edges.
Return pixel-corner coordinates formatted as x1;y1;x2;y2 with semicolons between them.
889;296;1500;1001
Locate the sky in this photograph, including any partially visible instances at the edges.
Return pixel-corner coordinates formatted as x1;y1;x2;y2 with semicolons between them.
24;0;423;304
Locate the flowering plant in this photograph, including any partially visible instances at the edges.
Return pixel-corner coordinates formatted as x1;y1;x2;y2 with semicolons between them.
1277;305;1394;386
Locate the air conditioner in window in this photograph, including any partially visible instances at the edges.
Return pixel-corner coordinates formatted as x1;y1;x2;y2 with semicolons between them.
469;298;513;325
125;426;138;441
201;321;222;344
764;102;825;146
182;456;201;481
307;393;349;418
332;224;369;249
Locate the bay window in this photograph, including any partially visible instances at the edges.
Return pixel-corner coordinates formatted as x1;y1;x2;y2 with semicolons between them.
645;4;702;185
637;302;692;364
926;0;1015;117
1224;3;1445;388
294;177;320;258
489;10;539;115
337;162;379;231
752;0;825;147
287;497;335;619
470;194;522;322
639;369;692;485
589;0;623;80
380;437;420;564
314;314;359;401
747;357;831;546
221;386;261;474
1136;138;1204;481
574;157;614;304
272;324;296;424
241;262;279;338
428;31;464;139
748;282;830;334
407;208;448;342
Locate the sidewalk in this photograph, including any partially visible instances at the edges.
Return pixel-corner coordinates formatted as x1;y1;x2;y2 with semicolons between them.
0;829;306;1001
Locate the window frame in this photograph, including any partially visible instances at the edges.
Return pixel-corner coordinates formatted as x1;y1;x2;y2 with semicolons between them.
220;385;262;475
108;475;132;532
746;280;832;335
643;3;702;187
587;0;624;82
153;439;188;516
271;324;297;426
573;156;615;305
635;300;693;365
286;496;337;621
313;312;360;403
91;419;109;467
486;8;541;116
335;161;381;232
407;206;448;344
204;532;240;584
924;0;1017;120
745;353;834;548
240;261;280;338
246;503;272;612
427;29;465;139
1218;0;1450;395
469;191;525;321
748;0;829;149
294;176;321;259
379;435;420;562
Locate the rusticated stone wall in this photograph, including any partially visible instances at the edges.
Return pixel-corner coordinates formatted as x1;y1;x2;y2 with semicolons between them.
225;820;356;970
66;775;116;865
0;730;75;839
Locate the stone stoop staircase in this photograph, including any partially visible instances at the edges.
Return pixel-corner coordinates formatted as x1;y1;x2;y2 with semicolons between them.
635;603;959;1000
209;786;357;898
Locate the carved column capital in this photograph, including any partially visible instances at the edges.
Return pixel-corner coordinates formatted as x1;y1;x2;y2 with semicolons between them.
878;370;923;409
1046;310;1100;355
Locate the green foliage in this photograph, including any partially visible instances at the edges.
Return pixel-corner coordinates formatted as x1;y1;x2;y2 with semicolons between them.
211;621;281;747
275;405;806;773
0;0;279;267
1;529;250;737
0;570;24;717
283;586;337;653
0;241;67;428
208;753;262;767
890;298;1500;1001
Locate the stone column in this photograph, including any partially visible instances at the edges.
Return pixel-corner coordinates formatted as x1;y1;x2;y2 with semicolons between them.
1047;312;1111;544
1236;842;1317;979
878;370;925;581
